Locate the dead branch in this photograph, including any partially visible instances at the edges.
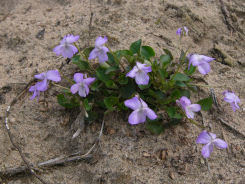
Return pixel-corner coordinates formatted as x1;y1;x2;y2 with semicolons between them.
217;117;245;139
3;80;49;184
0;120;104;178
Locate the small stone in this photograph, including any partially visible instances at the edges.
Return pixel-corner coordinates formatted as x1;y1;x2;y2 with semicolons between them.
169;172;176;180
161;150;167;160
108;128;116;135
143;152;151;157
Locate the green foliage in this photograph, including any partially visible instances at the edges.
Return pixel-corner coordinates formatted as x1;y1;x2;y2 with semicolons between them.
141;46;155;59
57;94;80;109
130;39;142;54
56;38;211;134
198;96;213;111
72;55;90;71
146;119;164;134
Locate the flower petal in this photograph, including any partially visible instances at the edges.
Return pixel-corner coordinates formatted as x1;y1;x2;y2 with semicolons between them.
65;35;80;43
46;70;61;82
61;45;78;58
97;50;108;63
176;28;182;36
197;62;211;75
135;71;149;85
196;131;211;144
74;73;84;83
145;108;157;120
36;80;48;91
188;104;201;112
88;48;98;60
185;107;195;119
84;77;96;86
126;66;138;78
78;86;86;97
35;72;46;80
53;45;63;56
213;139;228;149
70;84;79;94
128;110;146;125
201;143;213;158
124;96;141;110
95;36;108;48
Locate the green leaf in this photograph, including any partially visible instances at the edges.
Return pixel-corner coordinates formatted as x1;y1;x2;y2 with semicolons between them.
119;80;136;98
83;98;91;111
171;89;181;99
130;39;142;54
180;89;190;98
90;80;101;91
185;64;196;75
173;73;190;81
197;96;213;111
138;83;151;90
141;46;155;59
176;81;187;87
105;80;118;89
107;52;117;66
166;107;182;119
146;119;164;135
118;75;128;85
83;47;94;59
104;96;119;110
105;66;120;74
57;94;80;109
163;49;173;60
160;54;171;68
115;50;133;58
72;55;90;71
96;67;110;82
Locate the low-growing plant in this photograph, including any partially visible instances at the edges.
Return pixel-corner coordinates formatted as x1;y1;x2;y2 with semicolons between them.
29;28;241;158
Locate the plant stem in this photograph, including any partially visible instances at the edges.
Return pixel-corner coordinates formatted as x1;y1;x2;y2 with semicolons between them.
108;47;126;71
52;83;70;90
58;70;74;84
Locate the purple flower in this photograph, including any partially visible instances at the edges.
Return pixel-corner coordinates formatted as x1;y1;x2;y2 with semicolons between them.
196;131;228;158
29;82;41;100
34;70;61;91
53;34;80;58
126;62;152;85
70;73;96;97
176;96;201;119
88;36;109;64
124;95;157;125
188;54;215;75
176;26;188;36
223;91;240;112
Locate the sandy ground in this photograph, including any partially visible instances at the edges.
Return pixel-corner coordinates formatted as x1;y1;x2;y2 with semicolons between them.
0;0;245;183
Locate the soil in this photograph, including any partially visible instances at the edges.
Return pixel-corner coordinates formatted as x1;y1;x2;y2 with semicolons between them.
0;0;245;184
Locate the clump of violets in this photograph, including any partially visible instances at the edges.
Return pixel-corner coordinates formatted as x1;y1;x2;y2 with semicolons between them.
188;54;215;75
176;26;188;36
29;70;61;100
53;34;80;58
124;95;157;125
70;73;96;97
89;36;109;64
176;96;201;119
126;62;152;85
196;131;228;158
223;91;240;112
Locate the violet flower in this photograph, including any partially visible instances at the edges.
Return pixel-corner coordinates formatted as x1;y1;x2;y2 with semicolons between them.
223;91;240;112
29;82;41;100
176;96;201;119
188;54;215;75
70;73;96;97
53;34;80;58
126;62;152;85
176;26;188;36
88;36;109;64
124;95;157;125
34;70;61;91
196;130;228;158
